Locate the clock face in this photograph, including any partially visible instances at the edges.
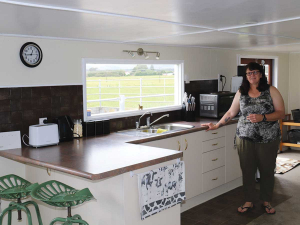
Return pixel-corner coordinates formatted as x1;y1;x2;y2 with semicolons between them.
20;42;43;67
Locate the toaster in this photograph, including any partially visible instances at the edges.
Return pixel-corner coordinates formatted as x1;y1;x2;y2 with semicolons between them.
29;123;59;147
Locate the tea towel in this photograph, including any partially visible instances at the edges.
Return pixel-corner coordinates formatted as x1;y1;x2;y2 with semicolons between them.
138;161;185;220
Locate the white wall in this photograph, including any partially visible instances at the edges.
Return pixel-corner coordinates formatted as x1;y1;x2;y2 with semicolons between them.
0;36;290;111
288;53;300;113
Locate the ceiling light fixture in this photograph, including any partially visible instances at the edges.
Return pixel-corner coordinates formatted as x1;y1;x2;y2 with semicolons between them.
123;48;160;60
144;52;149;59
156;52;160;60
128;51;135;57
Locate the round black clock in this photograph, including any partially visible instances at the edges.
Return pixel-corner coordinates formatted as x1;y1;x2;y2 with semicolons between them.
20;42;43;68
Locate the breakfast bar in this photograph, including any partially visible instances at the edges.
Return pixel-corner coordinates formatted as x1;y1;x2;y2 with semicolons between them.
0;119;239;225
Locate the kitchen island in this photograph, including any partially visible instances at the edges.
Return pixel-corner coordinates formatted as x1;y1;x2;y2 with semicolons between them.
0;118;239;225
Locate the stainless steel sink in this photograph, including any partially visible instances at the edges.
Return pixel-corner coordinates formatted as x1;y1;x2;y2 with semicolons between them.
117;123;194;137
152;124;194;131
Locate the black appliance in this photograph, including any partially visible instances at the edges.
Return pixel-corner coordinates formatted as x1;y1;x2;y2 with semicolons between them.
292;109;300;122
288;129;300;144
200;92;235;118
82;119;110;137
237;65;246;76
54;115;74;142
83;121;96;137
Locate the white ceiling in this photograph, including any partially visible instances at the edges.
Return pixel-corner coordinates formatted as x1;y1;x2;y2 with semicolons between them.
2;0;300;52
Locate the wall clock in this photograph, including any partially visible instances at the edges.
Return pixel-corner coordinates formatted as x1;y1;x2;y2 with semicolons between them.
19;42;43;68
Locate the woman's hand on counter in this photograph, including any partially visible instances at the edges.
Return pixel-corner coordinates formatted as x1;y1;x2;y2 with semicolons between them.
201;123;219;131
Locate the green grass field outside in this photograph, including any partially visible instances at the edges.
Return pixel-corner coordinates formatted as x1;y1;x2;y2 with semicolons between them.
86;75;175;111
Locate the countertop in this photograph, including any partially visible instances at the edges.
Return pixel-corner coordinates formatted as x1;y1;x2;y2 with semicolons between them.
0;117;238;180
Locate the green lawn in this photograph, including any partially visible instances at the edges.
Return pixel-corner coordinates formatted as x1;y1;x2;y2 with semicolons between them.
86;75;175;110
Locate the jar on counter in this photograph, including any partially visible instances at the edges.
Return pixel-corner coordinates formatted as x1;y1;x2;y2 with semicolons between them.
73;119;83;138
87;109;91;117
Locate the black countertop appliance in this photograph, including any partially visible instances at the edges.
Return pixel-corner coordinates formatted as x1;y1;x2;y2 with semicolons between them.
200;92;235;118
54;115;74;142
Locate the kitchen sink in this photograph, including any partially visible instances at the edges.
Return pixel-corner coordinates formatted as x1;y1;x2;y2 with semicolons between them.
117;123;194;137
151;124;194;131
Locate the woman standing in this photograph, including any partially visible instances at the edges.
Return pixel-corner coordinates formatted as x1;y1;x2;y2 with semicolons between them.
201;62;285;214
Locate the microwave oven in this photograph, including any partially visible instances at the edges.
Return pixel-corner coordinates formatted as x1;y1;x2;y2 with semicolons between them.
200;92;235;118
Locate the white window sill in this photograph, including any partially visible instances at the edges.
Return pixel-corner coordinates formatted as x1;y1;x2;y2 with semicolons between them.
85;105;181;121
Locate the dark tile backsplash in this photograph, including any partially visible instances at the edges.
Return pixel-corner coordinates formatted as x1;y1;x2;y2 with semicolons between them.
0;85;83;136
0;85;182;136
0;80;219;137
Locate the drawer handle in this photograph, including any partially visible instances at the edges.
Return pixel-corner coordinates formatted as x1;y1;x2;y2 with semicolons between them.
178;141;181;151
212;177;218;181
185;139;188;151
212;158;218;161
212;132;218;134
212;143;218;146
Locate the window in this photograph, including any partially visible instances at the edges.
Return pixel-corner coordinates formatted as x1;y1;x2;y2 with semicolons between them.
82;59;184;121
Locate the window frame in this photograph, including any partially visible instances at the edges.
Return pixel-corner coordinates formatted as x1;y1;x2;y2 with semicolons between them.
82;59;184;121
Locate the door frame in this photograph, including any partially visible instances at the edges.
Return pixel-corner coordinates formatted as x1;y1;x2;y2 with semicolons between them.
236;55;278;88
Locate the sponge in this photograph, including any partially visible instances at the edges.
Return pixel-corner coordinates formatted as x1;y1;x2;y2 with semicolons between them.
156;128;167;134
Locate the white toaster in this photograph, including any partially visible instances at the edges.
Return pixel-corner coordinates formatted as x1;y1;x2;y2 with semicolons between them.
29;123;59;147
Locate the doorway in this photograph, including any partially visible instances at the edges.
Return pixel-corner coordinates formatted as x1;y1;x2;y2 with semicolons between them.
241;58;273;85
237;55;278;87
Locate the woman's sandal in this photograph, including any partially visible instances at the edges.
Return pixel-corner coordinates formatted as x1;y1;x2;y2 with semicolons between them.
262;204;276;215
237;203;255;214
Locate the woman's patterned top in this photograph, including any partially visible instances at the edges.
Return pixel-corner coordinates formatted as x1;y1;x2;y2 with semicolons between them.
236;88;281;143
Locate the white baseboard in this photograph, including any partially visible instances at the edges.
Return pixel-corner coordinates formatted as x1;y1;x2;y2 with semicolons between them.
180;177;243;212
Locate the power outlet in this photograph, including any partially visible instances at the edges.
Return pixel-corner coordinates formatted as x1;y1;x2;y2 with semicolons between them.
39;117;47;125
0;131;21;151
217;74;222;91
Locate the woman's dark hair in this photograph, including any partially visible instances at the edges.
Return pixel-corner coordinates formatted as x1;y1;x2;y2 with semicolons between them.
239;62;269;95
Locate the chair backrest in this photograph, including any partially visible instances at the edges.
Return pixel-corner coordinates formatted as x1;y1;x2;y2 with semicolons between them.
0;174;32;199
31;180;94;207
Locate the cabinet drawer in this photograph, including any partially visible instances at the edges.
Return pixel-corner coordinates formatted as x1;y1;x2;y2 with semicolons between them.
203;166;225;193
202;127;225;141
202;147;225;173
202;137;225;153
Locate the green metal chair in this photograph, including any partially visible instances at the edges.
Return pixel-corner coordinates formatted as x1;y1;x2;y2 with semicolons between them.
31;180;94;225
0;174;43;225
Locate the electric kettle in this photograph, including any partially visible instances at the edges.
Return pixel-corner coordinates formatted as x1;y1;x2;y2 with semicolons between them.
54;115;74;142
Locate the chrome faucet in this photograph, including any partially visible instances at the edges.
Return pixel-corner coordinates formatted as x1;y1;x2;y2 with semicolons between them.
136;111;152;129
149;114;169;127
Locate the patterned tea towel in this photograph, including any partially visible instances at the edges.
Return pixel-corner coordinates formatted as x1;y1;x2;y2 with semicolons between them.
276;157;300;174
138;161;185;220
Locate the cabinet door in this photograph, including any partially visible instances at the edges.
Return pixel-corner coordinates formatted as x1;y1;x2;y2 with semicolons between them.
225;124;242;183
181;131;203;199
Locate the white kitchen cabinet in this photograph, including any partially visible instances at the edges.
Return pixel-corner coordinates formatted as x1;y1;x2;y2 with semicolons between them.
180;132;203;199
225;123;242;183
201;127;225;140
203;166;225;193
142;132;203;200
202;147;225;173
201;126;226;193
202;137;225;153
141;124;242;206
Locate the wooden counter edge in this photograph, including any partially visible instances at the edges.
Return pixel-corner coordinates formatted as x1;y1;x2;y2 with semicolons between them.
0;149;183;181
